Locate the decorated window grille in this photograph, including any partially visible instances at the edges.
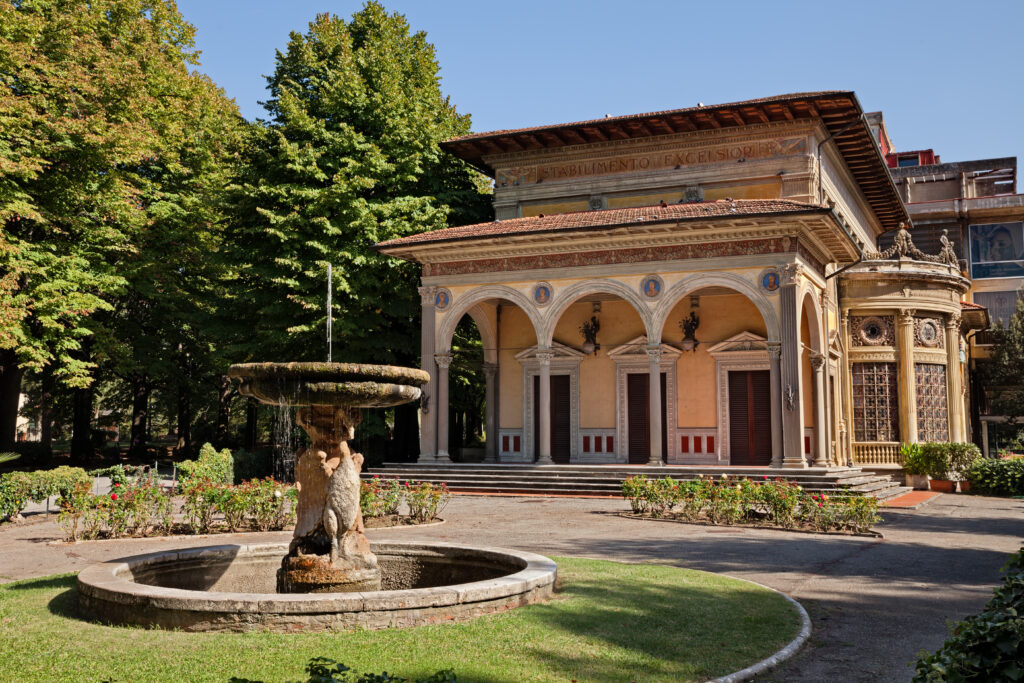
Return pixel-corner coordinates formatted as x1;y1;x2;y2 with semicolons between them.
915;363;949;442
851;362;899;442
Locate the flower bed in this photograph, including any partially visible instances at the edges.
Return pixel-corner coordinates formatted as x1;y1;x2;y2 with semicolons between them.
621;474;881;534
361;476;451;523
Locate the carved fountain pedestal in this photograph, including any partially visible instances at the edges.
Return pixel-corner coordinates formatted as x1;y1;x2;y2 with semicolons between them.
227;362;429;593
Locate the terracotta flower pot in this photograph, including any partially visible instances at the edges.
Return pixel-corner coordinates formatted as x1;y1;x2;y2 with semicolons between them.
928;479;955;493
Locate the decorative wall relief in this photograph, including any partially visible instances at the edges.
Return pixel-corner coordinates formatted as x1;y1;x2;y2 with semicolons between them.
914;317;944;348
850;315;895;347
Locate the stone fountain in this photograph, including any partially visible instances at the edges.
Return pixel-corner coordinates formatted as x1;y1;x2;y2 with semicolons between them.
227;362;428;593
76;361;557;632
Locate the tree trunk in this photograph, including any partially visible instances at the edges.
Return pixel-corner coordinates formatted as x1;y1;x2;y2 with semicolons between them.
215;374;234;447
70;385;94;463
176;382;191;455
244;398;258;451
37;364;55;460
129;375;150;458
0;349;23;450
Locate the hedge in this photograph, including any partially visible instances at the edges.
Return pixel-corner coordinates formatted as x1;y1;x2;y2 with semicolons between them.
967;457;1024;497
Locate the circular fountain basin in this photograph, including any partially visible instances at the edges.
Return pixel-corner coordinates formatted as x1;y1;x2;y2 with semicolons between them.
227;362;430;407
77;542;557;632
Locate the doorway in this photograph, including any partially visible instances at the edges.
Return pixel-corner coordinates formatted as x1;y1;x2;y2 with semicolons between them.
728;370;772;465
533;375;571;463
626;372;667;464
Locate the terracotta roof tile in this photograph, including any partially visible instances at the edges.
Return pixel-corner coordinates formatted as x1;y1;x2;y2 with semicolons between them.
961;301;986;310
377;199;825;249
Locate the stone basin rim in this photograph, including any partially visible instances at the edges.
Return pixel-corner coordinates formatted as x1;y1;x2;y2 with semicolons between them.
227;362;430;386
76;541;558;614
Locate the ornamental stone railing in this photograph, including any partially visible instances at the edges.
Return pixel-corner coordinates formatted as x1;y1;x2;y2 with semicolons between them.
852;442;902;466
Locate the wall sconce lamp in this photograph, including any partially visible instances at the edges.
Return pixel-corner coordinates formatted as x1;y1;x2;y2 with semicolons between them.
580;302;601;355
680;311;700;352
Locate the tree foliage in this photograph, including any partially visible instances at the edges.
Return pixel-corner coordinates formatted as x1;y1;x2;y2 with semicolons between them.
982;290;1024;449
224;3;490;366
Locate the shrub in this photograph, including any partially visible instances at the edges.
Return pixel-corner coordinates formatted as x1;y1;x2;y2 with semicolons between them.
178;443;234;489
405;481;450;522
901;442;928;475
621;475;650;514
915;442;982;480
948;442;983;480
967;457;1024;497
244;478;296;532
88;465;128;488
0;471;34;521
57;480;98;542
181;479;224;534
912;547;1024;682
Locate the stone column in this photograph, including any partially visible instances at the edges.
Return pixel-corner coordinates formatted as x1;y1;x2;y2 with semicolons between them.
434;353;452;463
810;353;829;467
536;350;554;464
897;309;918;444
767;342;784;468
840;311;855;466
483;362;498;462
945;313;964;442
779;264;806;468
647;346;664;466
417;286;437;461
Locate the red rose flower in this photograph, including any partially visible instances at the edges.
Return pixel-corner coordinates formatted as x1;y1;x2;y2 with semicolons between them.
111;493;118;501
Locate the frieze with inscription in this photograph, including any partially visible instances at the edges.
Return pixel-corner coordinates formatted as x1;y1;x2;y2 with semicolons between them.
495;136;809;185
422;237;799;278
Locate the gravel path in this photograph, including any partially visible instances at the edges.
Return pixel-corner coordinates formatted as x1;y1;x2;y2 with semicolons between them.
2;492;1021;682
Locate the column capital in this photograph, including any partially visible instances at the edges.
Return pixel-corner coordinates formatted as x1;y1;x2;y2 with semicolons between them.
810;353;826;371
418;285;438;306
945;312;961;329
483;362;498;378
536;350;554;366
780;262;804;287
766;341;782;361
897;308;915;326
646;346;663;364
434;353;453;369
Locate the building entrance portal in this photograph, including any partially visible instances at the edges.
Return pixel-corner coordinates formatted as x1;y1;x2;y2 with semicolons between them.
626;373;667;464
533;375;571;463
728;370;772;465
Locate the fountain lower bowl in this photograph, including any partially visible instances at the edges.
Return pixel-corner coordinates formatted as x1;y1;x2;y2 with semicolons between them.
77;541;557;633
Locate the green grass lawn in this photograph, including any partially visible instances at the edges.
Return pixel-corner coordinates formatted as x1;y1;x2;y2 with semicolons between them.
0;557;800;682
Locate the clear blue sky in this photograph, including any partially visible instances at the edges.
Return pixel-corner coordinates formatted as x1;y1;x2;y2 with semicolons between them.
177;0;1024;170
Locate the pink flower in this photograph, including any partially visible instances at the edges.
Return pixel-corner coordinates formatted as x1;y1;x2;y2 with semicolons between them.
111;494;118;501
817;502;822;508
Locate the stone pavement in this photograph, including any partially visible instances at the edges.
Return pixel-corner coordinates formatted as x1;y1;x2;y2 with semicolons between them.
2;492;1022;682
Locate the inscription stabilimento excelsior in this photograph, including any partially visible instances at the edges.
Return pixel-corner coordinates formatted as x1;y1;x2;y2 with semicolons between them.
496;137;808;185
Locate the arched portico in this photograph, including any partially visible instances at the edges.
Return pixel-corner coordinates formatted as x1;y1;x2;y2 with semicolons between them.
800;287;829;466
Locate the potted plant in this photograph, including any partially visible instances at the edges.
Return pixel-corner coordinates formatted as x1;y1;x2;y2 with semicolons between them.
921;442;955;493
948;442;982;493
900;442;929;490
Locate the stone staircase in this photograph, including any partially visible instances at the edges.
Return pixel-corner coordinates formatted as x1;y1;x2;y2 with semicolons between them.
363;463;911;501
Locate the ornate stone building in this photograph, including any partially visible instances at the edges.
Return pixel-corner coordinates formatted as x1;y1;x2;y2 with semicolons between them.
378;92;986;471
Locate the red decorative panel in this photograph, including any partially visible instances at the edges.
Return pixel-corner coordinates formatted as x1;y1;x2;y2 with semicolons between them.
804;436;811;454
694;437;703;453
583;436;591;453
594;436;602;452
513;436;521;452
502;435;509;452
706;436;715;453
606;436;614;452
681;436;690;453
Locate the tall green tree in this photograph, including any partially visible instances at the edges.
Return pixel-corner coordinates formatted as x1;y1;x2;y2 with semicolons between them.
982;291;1024;451
224;4;490;373
0;0;242;453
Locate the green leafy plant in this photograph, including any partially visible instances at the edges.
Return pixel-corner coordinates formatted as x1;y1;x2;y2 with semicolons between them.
967;457;1024;497
900;442;928;475
178;443;234;489
405;481;450;522
303;656;456;683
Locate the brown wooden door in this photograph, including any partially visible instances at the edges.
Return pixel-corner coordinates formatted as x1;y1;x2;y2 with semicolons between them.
533;375;571;463
626;373;667;464
728;370;772;466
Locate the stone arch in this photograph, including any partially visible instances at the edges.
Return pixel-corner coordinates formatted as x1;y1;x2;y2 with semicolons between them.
799;285;824;352
464;304;498;365
654;272;780;341
436;285;541;354
541;279;653;347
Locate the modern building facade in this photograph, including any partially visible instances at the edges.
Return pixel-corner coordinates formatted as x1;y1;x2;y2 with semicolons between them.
378;92;986;471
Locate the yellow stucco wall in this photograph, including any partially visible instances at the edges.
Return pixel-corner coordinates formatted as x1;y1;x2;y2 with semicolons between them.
497;305;535;428
521;201;588;217
801;313;814;427
704;183;780;201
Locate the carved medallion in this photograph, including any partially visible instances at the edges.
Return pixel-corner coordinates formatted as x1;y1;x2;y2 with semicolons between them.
434;288;452;311
533;282;553;307
914;317;944;348
851;315;894;346
640;275;663;300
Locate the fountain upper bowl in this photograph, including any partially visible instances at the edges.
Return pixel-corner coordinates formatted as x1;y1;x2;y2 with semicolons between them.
228;362;429;408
